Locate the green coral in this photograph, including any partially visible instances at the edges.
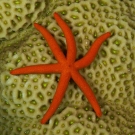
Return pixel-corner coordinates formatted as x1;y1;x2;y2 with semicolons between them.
0;0;135;135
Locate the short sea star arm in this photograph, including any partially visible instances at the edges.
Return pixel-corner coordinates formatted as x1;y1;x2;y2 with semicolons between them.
54;13;76;64
34;23;66;63
71;68;102;117
41;70;71;124
74;32;111;69
10;63;62;75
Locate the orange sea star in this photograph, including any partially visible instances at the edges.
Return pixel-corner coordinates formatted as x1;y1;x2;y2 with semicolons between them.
10;12;111;124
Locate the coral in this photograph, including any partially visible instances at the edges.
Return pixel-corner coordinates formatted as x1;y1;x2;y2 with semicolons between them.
0;0;135;135
0;0;46;40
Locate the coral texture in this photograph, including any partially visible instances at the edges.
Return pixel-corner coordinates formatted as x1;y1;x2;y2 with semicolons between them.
0;0;135;135
0;0;46;40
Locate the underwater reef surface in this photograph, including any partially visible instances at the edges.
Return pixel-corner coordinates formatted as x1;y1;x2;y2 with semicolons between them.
0;0;135;135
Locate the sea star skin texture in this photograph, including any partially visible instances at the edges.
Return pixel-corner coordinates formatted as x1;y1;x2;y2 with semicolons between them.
10;12;111;124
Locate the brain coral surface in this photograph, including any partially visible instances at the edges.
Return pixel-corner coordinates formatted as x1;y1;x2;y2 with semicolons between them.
0;0;135;135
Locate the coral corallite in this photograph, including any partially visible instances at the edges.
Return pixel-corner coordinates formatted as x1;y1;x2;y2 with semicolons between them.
0;0;135;135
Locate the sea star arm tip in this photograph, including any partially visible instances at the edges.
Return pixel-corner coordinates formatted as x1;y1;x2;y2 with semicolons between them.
10;63;62;75
41;71;71;124
34;22;66;63
75;32;111;69
71;68;102;117
54;12;77;64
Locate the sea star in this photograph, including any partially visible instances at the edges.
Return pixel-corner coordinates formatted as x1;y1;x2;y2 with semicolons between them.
10;12;111;124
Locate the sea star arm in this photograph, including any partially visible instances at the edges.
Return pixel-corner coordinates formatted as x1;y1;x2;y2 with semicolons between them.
54;13;76;64
34;23;66;63
10;63;62;75
41;70;71;124
74;32;111;69
71;68;102;117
